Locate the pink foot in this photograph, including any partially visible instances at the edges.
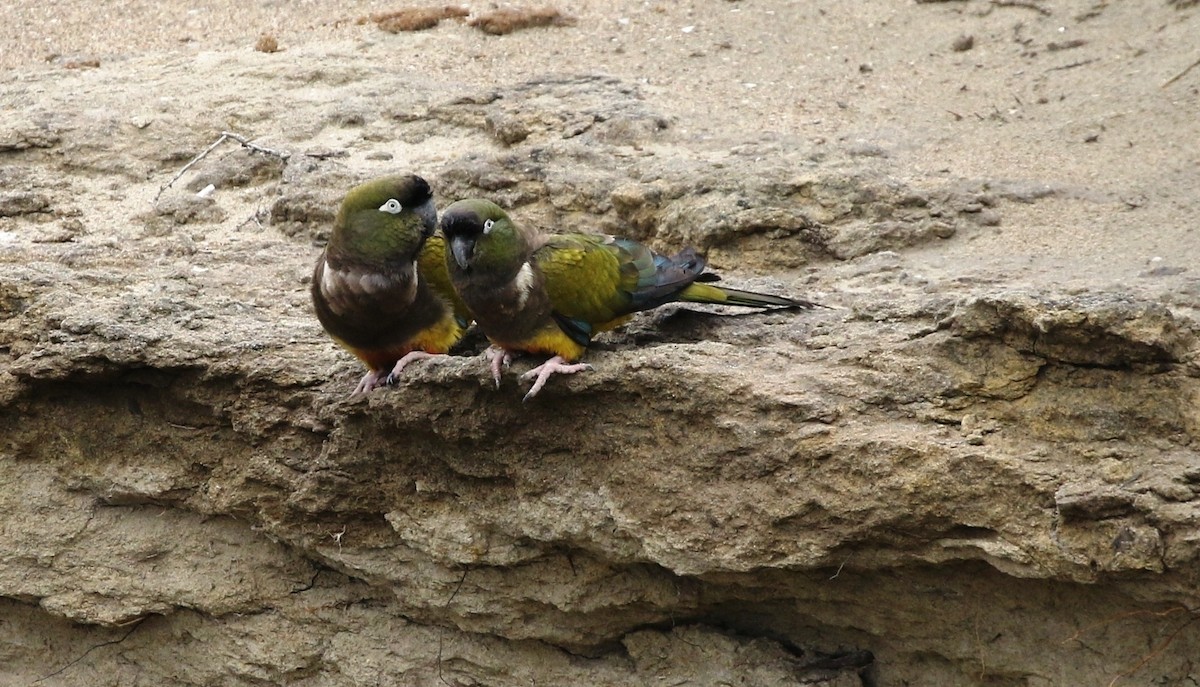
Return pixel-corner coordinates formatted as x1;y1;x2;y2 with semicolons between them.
519;355;593;401
485;346;513;389
351;352;444;396
352;369;389;396
385;350;441;385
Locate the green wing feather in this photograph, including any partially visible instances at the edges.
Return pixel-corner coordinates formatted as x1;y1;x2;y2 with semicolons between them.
534;234;635;326
533;231;817;344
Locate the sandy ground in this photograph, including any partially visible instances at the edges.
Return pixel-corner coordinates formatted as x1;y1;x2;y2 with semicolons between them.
6;0;1198;285
3;2;1200;685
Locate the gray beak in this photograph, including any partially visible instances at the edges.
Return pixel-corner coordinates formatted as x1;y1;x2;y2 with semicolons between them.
450;235;475;271
416;199;438;239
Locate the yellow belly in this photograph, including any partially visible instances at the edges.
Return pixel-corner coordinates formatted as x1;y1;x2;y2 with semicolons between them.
495;327;587;362
338;315;464;370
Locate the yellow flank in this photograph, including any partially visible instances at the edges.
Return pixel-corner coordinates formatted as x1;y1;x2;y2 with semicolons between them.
593;314;633;333
410;314;466;354
419;237;472;322
501;327;587;362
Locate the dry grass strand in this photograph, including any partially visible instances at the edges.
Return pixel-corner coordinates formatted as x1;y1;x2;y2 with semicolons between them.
469;7;576;35
255;34;279;53
368;6;469;33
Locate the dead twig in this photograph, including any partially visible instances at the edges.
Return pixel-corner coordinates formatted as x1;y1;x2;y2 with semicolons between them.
1046;57;1100;72
437;568;470;686
166;421;201;430
155;131;290;203
446;568;469;606
1062;605;1200;687
236;207;269;231
1063;606;1188;645
991;0;1052;15
830;556;850;579
35;616;148;683
1107;612;1200;687
1162;55;1200;88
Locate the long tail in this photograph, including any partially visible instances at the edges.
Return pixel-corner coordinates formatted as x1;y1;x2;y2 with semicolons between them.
679;282;822;309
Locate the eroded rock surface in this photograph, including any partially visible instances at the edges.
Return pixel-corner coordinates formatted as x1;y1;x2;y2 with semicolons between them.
3;1;1200;685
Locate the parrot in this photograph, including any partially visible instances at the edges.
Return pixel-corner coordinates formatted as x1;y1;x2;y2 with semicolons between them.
438;198;821;401
311;174;471;395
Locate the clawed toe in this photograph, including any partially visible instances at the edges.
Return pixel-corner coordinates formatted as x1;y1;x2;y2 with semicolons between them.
521;356;593;401
518;363;593;382
485;346;513;389
352;351;443;395
352;370;388;396
385;350;438;385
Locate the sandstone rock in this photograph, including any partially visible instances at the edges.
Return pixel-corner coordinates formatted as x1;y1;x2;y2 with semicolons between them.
0;191;51;217
2;3;1200;685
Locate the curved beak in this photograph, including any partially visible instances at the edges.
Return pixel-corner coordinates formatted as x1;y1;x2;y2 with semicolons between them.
449;234;475;271
416;199;438;239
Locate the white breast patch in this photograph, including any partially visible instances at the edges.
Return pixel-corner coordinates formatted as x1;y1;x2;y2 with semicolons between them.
513;261;535;310
320;260;417;314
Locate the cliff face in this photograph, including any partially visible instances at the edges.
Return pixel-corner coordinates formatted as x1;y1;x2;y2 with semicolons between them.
3;2;1200;685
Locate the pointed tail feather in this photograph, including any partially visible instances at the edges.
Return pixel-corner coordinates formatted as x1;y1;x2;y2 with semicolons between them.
679;282;822;309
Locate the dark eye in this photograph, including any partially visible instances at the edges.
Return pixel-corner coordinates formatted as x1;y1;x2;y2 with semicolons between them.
378;199;403;214
483;219;495;233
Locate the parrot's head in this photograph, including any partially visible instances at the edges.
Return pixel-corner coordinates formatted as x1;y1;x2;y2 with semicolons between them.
440;199;527;280
329;174;437;265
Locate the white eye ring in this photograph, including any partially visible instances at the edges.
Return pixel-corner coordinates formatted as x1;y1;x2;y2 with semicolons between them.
483;219;496;233
379;199;403;214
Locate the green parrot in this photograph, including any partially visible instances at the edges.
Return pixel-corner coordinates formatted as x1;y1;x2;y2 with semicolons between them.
311;174;471;395
439;198;821;400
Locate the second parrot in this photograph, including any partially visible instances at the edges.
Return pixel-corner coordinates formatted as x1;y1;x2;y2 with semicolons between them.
439;199;820;400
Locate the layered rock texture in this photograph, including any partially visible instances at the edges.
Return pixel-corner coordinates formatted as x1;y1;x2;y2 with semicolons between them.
3;1;1199;685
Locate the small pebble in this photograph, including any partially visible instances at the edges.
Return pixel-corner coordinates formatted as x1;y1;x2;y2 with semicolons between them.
952;35;975;52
